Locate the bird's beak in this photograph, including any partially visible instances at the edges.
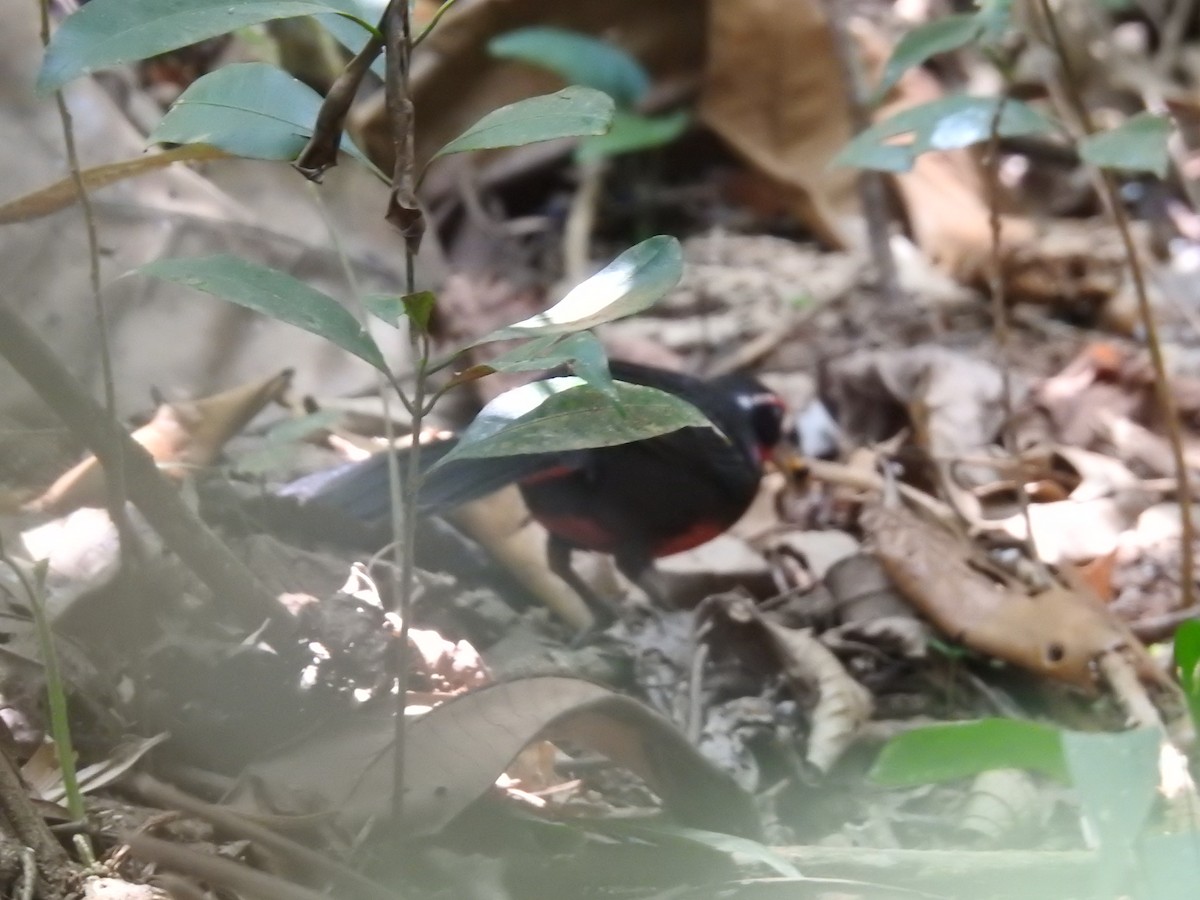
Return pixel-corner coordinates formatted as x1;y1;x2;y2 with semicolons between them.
770;443;806;482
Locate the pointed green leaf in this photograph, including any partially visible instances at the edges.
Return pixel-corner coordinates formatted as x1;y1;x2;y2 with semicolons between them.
576;110;689;162
432;87;615;158
1078;113;1172;177
149;63;378;171
38;0;367;92
432;376;711;464
870;719;1067;786
1176;620;1200;727
137;255;386;371
479;236;682;342
834;95;1056;172
871;15;984;104
488;27;650;107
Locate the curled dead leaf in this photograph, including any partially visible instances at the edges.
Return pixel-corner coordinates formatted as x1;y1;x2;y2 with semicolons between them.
234;676;760;838
864;502;1163;691
24;370;292;516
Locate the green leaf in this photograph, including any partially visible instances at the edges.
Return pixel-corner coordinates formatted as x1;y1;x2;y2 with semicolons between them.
455;333;607;394
149;63;377;171
137;255;386;371
870;719;1068;786
482;332;615;395
433;376;711;464
871;15;984;104
364;290;436;333
1078;113;1173;177
833;95;1056;172
488;27;650;108
1062;729;1160;850
38;0;366;92
432;86;615;158
576;110;689;162
479;236;682;341
1176;620;1200;696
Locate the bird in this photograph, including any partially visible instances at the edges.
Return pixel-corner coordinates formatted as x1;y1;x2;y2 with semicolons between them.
285;362;787;623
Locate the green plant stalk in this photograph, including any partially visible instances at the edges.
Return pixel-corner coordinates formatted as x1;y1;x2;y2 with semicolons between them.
383;0;423;827
0;551;84;823
413;0;461;49
1035;0;1196;614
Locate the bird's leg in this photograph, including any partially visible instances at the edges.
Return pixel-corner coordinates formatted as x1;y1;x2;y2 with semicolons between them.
546;535;619;630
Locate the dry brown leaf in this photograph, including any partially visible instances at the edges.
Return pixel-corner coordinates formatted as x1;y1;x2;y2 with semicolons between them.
865;502;1163;690
709;592;872;772
235;676;760;838
699;0;859;246
24;370;292;516
0;145;228;225
447;486;594;630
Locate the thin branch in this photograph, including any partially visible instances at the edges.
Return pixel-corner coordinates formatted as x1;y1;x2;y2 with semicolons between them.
38;0;136;565
983;94;1043;572
383;0;425;829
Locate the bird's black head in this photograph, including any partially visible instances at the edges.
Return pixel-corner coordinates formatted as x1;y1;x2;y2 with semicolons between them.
713;373;786;459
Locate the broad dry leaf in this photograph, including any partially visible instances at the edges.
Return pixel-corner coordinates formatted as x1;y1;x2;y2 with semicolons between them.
865;503;1162;690
235;676;760;838
447;486;594;630
762;619;873;772
699;0;859;246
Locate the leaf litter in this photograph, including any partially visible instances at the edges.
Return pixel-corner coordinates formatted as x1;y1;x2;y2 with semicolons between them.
8;0;1200;897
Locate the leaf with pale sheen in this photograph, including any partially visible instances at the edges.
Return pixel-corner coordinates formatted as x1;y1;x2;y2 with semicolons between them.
834;95;1056;172
479;236;682;342
433;377;710;465
138;255;386;371
432;87;614;158
38;0;367;92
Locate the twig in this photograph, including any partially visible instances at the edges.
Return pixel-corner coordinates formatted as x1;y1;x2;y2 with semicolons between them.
819;0;900;304
564;159;605;283
125;773;397;900
125;834;332;900
1034;0;1196;614
983;94;1043;572
0;738;70;899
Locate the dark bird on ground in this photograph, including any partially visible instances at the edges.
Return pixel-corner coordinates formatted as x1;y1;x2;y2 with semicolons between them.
283;362;787;623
